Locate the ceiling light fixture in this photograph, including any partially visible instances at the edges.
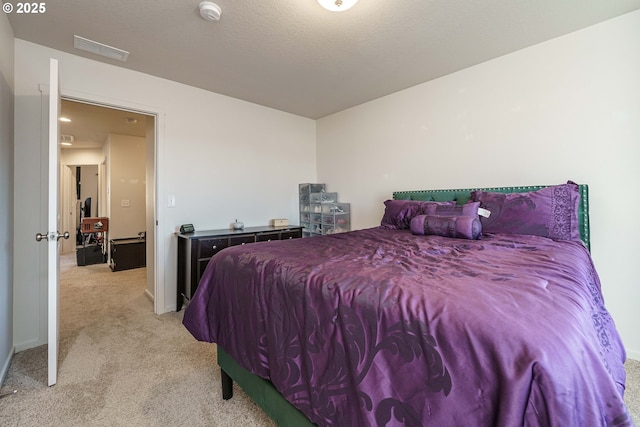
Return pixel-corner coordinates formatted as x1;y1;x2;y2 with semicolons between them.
317;0;358;12
59;117;71;122
125;117;138;125
73;35;130;62
199;1;222;21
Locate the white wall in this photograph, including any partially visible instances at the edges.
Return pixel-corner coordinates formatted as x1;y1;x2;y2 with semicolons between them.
317;11;640;359
0;11;14;384
79;165;98;216
13;39;316;350
59;165;75;255
61;147;105;166
60;149;106;254
107;134;146;239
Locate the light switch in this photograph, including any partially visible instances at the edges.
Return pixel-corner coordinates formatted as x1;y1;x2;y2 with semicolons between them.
168;195;176;208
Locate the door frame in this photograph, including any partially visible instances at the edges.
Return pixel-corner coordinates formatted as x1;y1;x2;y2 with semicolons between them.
60;90;164;314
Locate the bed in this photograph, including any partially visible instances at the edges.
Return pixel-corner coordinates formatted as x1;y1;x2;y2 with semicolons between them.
182;182;632;426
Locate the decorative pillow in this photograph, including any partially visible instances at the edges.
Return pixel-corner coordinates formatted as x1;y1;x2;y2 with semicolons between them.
380;200;454;230
410;214;482;240
424;201;481;217
470;181;580;241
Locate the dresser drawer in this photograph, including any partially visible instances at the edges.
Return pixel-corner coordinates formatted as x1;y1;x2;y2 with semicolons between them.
256;231;280;242
198;237;229;258
229;235;255;246
281;229;303;240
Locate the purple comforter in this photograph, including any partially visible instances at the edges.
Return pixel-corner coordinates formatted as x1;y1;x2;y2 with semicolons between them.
183;228;632;427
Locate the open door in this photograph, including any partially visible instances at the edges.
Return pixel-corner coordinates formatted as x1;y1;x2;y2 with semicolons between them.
47;58;67;386
34;58;69;386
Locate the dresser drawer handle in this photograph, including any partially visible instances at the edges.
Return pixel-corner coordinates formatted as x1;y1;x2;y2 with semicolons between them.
241;242;246;245
212;245;217;250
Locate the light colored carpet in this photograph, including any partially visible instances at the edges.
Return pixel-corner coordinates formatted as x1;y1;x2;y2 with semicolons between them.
0;253;275;426
0;253;638;426
627;358;640;426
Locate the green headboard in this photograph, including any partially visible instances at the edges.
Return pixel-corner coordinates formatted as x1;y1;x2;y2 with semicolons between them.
393;184;590;250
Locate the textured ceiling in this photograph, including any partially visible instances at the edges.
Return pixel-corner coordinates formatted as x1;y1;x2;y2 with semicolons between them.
7;0;640;120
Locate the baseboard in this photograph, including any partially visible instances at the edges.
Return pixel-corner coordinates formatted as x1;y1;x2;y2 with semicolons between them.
142;292;177;314
13;337;46;353
0;346;14;386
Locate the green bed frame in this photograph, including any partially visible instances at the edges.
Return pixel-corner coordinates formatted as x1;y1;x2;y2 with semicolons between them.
218;347;316;426
216;184;590;427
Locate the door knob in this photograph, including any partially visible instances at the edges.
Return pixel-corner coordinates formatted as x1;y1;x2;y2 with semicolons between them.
35;231;70;242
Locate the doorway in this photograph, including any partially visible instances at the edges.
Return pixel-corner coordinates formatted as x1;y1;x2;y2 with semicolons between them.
58;98;156;303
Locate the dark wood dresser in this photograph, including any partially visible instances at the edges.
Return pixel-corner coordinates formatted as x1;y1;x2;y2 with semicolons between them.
176;225;303;311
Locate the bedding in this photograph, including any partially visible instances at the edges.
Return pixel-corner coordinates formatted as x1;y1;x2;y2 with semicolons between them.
410;214;482;239
379;199;454;230
183;226;631;426
409;201;483;239
392;183;590;249
470;181;581;241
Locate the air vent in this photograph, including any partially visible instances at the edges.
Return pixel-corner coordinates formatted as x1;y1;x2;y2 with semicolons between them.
60;134;75;143
73;35;130;62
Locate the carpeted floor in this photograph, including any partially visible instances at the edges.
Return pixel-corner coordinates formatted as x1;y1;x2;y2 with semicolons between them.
0;253;275;426
629;360;640;426
0;253;639;426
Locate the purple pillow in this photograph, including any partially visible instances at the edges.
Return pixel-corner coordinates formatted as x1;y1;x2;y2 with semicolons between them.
470;182;580;241
425;201;481;217
410;214;482;240
380;200;454;230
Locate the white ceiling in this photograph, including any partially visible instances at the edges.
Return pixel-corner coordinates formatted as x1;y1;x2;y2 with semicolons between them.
59;100;149;149
8;0;640;121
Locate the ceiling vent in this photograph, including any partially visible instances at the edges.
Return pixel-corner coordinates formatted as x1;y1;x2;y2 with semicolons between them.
73;35;130;62
60;134;75;143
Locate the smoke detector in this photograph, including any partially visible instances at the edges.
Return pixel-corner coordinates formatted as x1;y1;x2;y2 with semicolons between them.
199;1;222;22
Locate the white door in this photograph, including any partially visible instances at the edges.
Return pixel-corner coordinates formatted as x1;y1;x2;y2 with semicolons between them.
36;58;68;386
47;58;61;387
